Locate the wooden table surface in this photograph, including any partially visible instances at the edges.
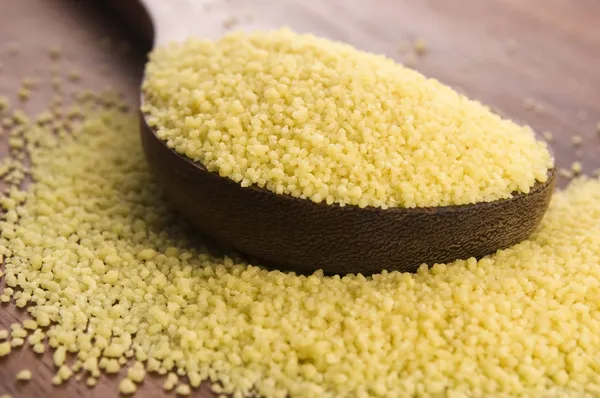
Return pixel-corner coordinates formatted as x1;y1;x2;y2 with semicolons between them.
0;0;599;397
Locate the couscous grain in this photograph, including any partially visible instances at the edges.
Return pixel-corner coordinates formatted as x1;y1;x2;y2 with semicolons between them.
222;16;239;30
0;59;599;398
68;70;81;82
542;131;553;141
0;96;9;111
175;384;192;396
142;29;552;209
16;369;32;381
10;338;24;347
0;342;11;357
119;378;137;395
127;362;146;383
413;38;428;55
48;45;62;60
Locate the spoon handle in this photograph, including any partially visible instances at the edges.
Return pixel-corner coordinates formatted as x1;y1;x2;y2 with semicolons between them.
138;0;245;46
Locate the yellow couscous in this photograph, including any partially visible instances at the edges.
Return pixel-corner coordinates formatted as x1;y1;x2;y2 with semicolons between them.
0;93;598;397
142;29;553;209
15;369;32;382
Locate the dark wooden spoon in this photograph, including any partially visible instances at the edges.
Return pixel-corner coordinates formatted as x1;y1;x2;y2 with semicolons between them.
141;118;555;275
136;0;556;275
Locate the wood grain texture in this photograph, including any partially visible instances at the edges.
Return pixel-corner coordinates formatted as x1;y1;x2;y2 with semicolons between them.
1;0;600;397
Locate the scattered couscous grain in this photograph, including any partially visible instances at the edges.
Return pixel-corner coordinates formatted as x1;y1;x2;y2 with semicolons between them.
163;372;179;391
22;319;38;330
119;378;137;395
0;330;8;340
22;77;37;89
596;121;600;134
542;131;553;141
16;369;32;381
27;331;43;346
33;343;45;354
10;326;27;339
72;362;82;372
18;88;30;102
127;362;146;383
53;346;67;366
0;342;11;357
57;365;73;381
1;59;600;397
558;167;574;179
175;384;192;396
105;359;120;374
413;38;428;55
571;161;583;175
48;45;62;60
0;394;13;398
68;70;81;82
572;135;583;146
142;29;552;209
524;97;545;113
0;96;10;111
222;16;239;30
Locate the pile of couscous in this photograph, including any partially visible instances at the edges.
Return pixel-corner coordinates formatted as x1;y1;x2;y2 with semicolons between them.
141;28;553;209
0;91;599;397
2;29;600;398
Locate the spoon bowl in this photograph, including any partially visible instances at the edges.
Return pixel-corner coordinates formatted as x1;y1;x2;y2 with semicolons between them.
131;0;556;275
140;112;555;275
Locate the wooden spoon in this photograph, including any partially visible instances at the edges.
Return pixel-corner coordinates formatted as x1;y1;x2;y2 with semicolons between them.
135;0;556;275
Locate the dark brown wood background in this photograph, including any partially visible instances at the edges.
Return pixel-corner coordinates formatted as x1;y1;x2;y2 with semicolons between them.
0;0;599;397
